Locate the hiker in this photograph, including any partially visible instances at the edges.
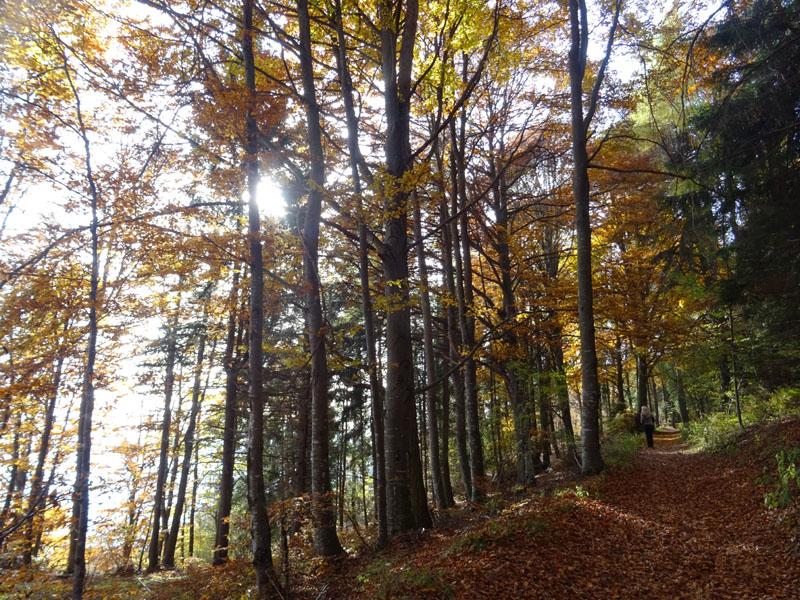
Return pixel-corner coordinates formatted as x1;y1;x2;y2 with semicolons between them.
640;405;655;448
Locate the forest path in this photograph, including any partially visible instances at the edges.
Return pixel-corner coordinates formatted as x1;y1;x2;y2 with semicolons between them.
589;427;799;599
323;419;800;599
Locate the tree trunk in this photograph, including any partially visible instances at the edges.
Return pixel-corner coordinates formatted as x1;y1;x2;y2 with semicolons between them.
379;0;421;536
569;0;602;475
23;355;63;565
675;366;689;424
440;192;471;498
213;268;241;565
66;51;101;598
491;150;534;488
147;306;180;573
294;366;311;500
439;371;455;507
296;0;344;558
163;327;206;567
636;353;648;409
331;0;387;547
413;200;446;509
242;1;278;595
568;0;618;476
614;336;626;414
189;415;199;557
549;332;578;464
452;110;485;501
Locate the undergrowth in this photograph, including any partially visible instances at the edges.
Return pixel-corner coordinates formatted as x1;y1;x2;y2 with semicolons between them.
355;559;453;599
683;386;800;451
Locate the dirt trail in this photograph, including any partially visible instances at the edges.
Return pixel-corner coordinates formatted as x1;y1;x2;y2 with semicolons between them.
320;421;800;599
591;429;799;599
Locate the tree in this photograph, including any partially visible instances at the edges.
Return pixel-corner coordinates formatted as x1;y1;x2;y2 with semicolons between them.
295;0;345;558
567;0;621;475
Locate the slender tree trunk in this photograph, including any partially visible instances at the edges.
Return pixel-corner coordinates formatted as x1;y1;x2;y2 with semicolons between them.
550;333;578;464
440;193;471;498
452;110;485;500
331;0;387;547
1;414;22;532
675;366;689;424
64;50;100;598
538;370;552;470
413;200;446;509
569;0;602;474
728;305;744;429
189;418;199;558
23;356;63;564
650;377;659;423
439;372;455;507
163;327;207;567
491;152;534;487
213;269;241;565
294;366;311;500
636;353;648;409
614;336;626;414
242;1;278;595
162;390;184;561
568;0;619;476
296;0;344;557
147;305;180;573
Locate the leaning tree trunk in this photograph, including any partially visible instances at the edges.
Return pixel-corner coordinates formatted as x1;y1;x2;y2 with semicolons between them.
23;355;63;565
147;304;180;573
162;326;206;567
296;0;344;558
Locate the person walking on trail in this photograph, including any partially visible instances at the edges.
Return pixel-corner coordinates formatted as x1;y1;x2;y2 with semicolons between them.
641;405;656;448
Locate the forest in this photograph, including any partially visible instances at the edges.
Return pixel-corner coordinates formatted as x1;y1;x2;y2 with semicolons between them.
1;0;799;598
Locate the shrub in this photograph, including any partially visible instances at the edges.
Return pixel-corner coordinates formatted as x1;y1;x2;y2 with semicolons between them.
602;433;645;468
765;448;800;510
683;412;742;451
605;410;637;436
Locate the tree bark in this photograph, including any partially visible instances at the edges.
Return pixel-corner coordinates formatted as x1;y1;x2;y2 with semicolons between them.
331;0;387;547
379;0;423;536
64;50;100;598
452;105;485;500
296;0;344;558
147;305;180;573
163;326;206;567
439;121;473;499
413;199;446;509
242;1;278;596
568;0;619;476
23;355;63;565
213;268;241;565
636;353;648;409
675;365;689;424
